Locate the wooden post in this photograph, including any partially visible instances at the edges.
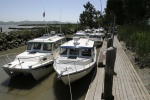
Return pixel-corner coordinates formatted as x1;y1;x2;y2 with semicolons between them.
0;27;1;32
107;33;111;39
102;47;117;100
107;38;113;48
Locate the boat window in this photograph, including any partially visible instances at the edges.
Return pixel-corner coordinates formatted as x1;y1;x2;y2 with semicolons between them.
60;48;67;55
74;34;86;38
43;43;52;51
96;35;101;38
27;43;32;50
53;43;57;50
89;35;101;38
57;40;61;46
82;48;91;56
33;43;41;50
53;43;56;50
69;48;79;55
62;38;66;44
89;35;93;38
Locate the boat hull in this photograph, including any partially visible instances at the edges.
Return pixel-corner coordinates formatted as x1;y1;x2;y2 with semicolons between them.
60;62;95;85
2;61;53;80
31;64;53;80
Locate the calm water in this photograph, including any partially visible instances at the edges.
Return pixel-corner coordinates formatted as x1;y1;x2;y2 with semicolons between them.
0;24;17;32
0;25;40;32
0;46;97;100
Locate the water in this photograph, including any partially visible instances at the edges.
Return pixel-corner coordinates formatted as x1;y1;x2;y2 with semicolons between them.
0;25;18;32
0;46;97;100
0;25;41;32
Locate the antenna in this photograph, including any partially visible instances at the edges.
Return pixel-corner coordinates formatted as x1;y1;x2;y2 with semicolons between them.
60;5;62;33
43;7;46;34
99;0;103;28
99;0;102;14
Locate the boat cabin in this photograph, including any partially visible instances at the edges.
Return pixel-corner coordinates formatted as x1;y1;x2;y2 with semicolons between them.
27;35;66;53
59;37;94;58
73;31;87;38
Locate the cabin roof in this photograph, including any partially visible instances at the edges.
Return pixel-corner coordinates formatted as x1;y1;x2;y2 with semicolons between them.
28;35;64;43
61;38;94;49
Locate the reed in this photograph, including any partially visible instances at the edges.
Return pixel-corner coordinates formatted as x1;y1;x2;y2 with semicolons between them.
118;25;150;67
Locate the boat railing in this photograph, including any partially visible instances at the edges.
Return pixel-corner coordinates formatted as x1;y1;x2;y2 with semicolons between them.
0;53;17;64
54;58;90;72
17;54;53;66
2;54;53;68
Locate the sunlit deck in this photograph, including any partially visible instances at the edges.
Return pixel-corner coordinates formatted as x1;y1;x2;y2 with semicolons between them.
85;36;150;100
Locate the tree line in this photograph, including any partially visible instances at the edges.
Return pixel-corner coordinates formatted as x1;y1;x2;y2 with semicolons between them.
105;0;150;25
79;0;150;27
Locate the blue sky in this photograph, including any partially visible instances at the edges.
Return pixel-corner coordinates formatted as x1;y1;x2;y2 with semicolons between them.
0;0;107;23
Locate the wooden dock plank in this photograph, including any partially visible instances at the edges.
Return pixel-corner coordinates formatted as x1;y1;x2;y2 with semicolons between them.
85;37;150;100
85;67;104;100
114;37;150;100
93;68;104;100
115;50;135;100
85;40;106;100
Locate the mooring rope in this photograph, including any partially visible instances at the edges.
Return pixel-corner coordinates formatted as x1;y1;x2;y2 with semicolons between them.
67;66;73;100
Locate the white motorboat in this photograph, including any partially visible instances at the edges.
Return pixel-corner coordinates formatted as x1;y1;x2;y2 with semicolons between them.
3;32;66;80
73;31;88;38
89;33;103;46
94;28;105;38
85;29;92;36
53;37;97;85
89;28;105;46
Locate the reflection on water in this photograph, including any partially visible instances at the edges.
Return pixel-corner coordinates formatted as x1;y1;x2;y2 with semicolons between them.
2;74;37;90
0;46;97;100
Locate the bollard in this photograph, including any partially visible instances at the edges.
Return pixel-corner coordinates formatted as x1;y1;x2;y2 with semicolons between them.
102;47;117;100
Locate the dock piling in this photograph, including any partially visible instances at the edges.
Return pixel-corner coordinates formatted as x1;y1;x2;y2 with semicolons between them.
107;38;113;48
102;47;117;100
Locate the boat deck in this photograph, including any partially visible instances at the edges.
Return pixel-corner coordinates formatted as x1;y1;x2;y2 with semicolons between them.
85;36;150;100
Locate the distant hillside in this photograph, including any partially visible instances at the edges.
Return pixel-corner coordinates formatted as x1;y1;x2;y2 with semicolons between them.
0;21;72;25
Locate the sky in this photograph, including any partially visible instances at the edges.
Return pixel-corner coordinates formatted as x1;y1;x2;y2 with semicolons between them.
0;0;107;23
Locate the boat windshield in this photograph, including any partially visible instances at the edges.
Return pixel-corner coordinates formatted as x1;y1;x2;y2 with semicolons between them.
89;35;101;38
27;43;42;50
43;43;52;51
81;48;91;56
27;43;32;50
69;48;79;55
74;34;86;38
33;43;41;50
60;48;68;55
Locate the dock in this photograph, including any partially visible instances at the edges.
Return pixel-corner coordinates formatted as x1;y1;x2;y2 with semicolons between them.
85;36;150;100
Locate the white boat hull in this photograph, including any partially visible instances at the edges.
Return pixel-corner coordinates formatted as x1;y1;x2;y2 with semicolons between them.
31;64;53;80
61;63;95;85
3;61;53;80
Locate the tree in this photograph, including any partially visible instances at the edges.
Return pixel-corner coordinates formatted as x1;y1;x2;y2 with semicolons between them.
105;0;124;25
123;0;147;23
79;2;102;28
105;0;150;25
